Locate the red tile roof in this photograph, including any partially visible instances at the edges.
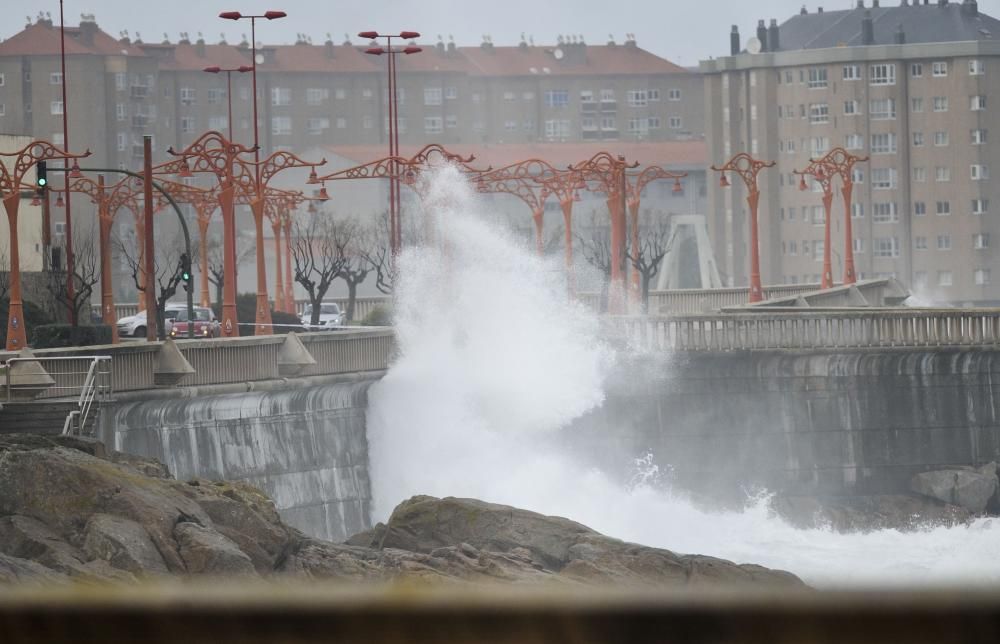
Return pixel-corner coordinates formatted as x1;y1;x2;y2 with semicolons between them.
322;141;707;170
0;21;145;57
457;44;689;77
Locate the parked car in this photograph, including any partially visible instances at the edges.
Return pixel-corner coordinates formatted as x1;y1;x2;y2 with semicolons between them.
168;306;220;339
116;306;183;338
301;302;344;330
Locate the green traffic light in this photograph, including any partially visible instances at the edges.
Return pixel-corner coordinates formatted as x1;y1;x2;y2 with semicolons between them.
37;177;47;187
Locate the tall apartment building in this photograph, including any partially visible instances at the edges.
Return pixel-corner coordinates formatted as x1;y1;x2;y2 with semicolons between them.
703;0;1000;305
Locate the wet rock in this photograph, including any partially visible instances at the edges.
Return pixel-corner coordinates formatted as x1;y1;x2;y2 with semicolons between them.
174;521;257;577
82;513;169;576
771;494;974;532
910;464;999;514
0;553;67;584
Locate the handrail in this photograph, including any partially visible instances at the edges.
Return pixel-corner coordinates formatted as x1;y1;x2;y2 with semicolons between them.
64;357;111;436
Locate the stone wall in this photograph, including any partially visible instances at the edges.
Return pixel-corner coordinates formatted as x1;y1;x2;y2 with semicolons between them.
98;377;376;542
565;349;1000;500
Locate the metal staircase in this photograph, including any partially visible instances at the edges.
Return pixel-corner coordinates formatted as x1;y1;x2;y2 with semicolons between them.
0;355;112;437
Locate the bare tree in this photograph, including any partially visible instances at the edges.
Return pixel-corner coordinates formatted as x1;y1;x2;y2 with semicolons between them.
46;227;100;326
292;214;348;327
360;210;394;296
336;217;373;323
115;233;185;340
626;212;672;312
203;236;254;308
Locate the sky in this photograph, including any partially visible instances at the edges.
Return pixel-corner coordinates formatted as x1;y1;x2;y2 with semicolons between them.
7;0;1000;68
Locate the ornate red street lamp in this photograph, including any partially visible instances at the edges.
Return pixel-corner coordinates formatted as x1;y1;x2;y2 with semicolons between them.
359;30;422;258
475;173;550;256
0;141;89;350
794;160;835;289
203;65;253;141
711;153;775;303
815;147;869;285
154;179;219;309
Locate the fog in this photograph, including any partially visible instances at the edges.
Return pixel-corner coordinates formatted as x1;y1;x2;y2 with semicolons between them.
10;0;988;67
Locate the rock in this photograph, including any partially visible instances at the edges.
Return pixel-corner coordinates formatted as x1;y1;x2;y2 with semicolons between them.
0;553;67;584
174;521;258;577
374;496;806;589
110;451;171;479
82;514;169;576
771;494;974;532
910;466;999;514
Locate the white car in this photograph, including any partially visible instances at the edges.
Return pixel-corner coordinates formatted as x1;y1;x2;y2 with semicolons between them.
301;302;344;330
116;306;183;338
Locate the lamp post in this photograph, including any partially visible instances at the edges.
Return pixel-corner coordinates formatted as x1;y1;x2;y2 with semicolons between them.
58;0;77;324
359;30;422;259
711;153;775;304
203;65;253;141
476;174;550;256
794;160;835;289
815;147;869;285
0;141;89;351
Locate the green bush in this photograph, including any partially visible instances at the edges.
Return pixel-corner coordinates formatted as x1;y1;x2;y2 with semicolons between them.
270;310;305;335
360;305;392;326
0;299;54;348
31;324;113;349
212;293;302;335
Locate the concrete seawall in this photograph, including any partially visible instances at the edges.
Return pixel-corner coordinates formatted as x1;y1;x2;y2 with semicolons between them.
98;377;377;542
566;349;1000;500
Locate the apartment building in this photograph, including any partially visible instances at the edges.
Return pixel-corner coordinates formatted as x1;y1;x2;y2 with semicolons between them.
703;0;1000;304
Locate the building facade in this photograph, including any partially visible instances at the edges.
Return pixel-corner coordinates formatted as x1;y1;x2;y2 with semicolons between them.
703;0;1000;304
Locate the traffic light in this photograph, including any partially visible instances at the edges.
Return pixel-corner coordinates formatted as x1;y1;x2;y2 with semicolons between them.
35;161;48;190
179;253;192;291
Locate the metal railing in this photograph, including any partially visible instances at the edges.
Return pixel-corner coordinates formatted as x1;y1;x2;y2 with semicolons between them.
62;356;113;435
613;309;1000;352
3;355;113;402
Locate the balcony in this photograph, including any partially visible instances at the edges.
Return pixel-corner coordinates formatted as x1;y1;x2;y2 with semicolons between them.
129;85;150;100
580;100;598;114
131;115;151;129
600;100;617;113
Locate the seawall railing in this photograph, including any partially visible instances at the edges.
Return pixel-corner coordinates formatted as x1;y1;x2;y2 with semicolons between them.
614;309;1000;352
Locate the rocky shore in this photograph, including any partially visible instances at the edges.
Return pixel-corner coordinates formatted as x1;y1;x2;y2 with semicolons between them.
0;434;804;588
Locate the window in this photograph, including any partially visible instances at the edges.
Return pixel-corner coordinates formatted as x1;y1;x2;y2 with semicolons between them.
523;119;535;131
914;202;926;216
600;89;616;103
811;136;830;155
870;63;896;85
933;131;949;146
668;88;681;101
852;203;865;219
812;205;825;224
627;118;648;135
971;95;987;111
180;87;196;105
270;87;291;106
0;73;5;86
852;168;864;184
936;166;951;182
627;90;648;107
601;116;617;131
49;72;62;85
913;167;926;182
911;63;923;78
544;90;569;107
751;105;757;121
424;87;442;106
843;64;861;81
669;116;683;129
872;168;896;190
582;117;597;132
363;115;373;129
503;91;516;101
932;96;948;112
271;116;291;135
180;116;195;133
306;117;329;134
975;269;991;285
912;132;925;147
442;86;457;100
874;237;900;257
844;100;860;115
648;116;660;129
842;133;863;150
915;236;928;250
974;234;990;249
115;72;126;90
970;59;985;75
972;129;988;145
870;98;896;120
544;119;571;139
932;61;948;77
116;103;127;121
972;199;989;215
937;235;952;251
362;88;373;100
504;119;520;132
208;116;228;131
807;67;828;89
871;133;897;154
809;103;829;123
911;97;923;113
873;202;899;223
972;165;990;181
854;238;864;254
522;91;535;101
936;201;951;216
50;101;63;115
424;116;443;133
116;132;127;152
445;114;458;129
812;239;825;261
938;271;953;287
306;88;328;105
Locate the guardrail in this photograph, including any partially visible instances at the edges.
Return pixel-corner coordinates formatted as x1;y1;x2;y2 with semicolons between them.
613;309;1000;352
3;355;113;402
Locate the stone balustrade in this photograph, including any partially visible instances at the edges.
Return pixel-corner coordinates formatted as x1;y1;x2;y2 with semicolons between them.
614;309;1000;352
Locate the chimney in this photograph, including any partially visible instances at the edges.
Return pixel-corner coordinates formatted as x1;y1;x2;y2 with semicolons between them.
873;0;879;7
963;0;979;16
857;0;864;7
195;35;206;57
862;9;875;44
324;34;335;59
800;5;808;14
447;36;457;53
730;25;740;55
894;23;906;43
768;18;780;51
818;7;824;13
79;14;98;47
756;19;768;51
938;0;948;6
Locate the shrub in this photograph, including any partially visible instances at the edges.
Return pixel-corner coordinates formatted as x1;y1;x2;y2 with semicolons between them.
360;305;392;327
270;310;305;335
213;293;302;336
0;299;55;348
31;324;113;349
